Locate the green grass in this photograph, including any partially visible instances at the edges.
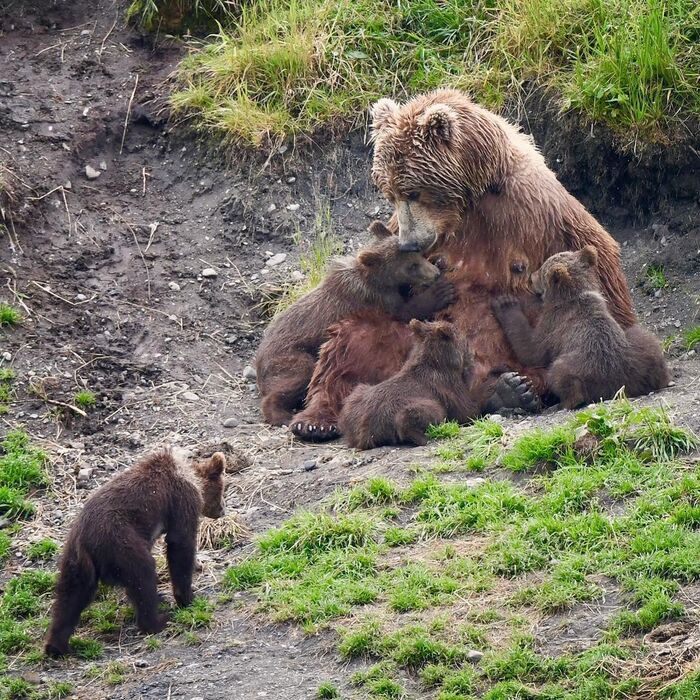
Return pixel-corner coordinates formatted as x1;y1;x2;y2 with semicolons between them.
433;418;505;472
222;396;700;696
317;681;340;698
171;597;214;630
0;369;14;415
73;390;97;409
0;431;47;521
0;304;21;328
683;325;700;351
171;0;700;147
645;263;668;290
26;539;58;562
126;0;238;32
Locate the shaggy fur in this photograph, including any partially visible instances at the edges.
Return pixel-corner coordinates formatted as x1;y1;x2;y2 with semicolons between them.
492;246;670;408
291;89;636;438
256;227;454;426
44;450;226;657
339;320;480;449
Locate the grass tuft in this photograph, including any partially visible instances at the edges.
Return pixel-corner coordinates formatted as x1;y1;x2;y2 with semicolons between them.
74;390;97;409
683;325;700;351
0;304;21;328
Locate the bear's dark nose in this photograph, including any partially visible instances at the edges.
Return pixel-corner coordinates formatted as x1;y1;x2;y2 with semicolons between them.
398;242;422;252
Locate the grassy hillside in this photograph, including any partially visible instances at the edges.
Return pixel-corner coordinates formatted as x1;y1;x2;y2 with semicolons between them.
157;0;700;147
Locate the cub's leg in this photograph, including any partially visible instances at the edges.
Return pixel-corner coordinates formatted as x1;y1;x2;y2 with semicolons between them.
491;296;547;367
166;525;198;609
116;535;167;634
259;352;316;426
547;355;588;409
45;551;98;657
396;399;446;447
397;279;457;321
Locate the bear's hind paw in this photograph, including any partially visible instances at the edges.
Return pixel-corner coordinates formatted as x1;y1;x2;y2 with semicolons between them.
485;372;541;414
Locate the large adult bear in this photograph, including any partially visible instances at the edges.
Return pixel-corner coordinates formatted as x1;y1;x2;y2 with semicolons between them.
290;89;636;440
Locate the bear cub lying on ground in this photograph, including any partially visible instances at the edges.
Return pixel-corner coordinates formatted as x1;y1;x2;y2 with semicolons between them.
45;450;226;657
492;246;669;409
256;221;455;427
339;319;481;449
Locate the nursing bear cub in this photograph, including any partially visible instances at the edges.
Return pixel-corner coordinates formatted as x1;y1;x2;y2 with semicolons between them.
45;450;226;657
492;246;669;409
339;319;480;449
256;221;455;428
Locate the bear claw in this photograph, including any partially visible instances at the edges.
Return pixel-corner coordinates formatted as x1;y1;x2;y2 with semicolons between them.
292;419;340;442
485;372;541;414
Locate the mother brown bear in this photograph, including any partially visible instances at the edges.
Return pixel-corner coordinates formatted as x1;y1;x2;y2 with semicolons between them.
289;88;636;440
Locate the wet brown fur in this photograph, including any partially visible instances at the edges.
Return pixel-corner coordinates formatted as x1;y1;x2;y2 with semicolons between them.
256;227;454;426
293;89;636;435
492;246;670;408
44;450;226;657
338;320;480;449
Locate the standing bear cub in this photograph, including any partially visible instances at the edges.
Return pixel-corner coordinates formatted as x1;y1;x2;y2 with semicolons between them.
45;450;226;657
492;246;669;409
339;319;481;449
256;221;455;428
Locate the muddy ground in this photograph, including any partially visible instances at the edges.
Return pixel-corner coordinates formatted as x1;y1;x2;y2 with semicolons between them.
1;1;699;698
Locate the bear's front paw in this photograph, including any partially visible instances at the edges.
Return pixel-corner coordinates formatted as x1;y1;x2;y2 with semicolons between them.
491;295;520;316
291;418;341;443
431;279;457;309
428;255;449;272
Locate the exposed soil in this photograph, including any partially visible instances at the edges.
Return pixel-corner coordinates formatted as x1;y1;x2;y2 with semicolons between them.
1;1;699;698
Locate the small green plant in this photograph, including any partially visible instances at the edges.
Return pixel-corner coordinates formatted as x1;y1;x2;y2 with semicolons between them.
645;263;668;290
0;304;21;327
46;681;74;699
683;326;700;351
426;421;461;440
501;426;575;472
105;661;128;685
316;681;340;698
70;637;104;660
27;539;58;561
172;597;214;630
145;636;162;651
74;390;97;409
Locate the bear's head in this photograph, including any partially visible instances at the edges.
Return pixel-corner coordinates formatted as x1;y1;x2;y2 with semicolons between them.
370;89;511;252
194;452;227;519
357;238;441;291
409;319;469;375
531;246;601;300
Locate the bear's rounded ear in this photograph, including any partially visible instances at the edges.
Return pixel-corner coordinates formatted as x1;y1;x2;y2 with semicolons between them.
206;452;226;479
371;98;400;135
417;104;458;143
579;245;598;267
546;263;571;287
368;220;393;240
433;322;455;340
409;319;428;336
357;249;383;269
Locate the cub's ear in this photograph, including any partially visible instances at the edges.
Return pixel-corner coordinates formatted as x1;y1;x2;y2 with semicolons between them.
409;319;429;337
417;104;458;143
432;321;455;340
546;263;571;288
371;98;400;135
579;245;598;267
368;220;394;240
205;452;226;479
357;249;384;269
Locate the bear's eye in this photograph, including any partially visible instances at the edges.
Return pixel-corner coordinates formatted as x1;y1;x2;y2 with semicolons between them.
406;191;420;202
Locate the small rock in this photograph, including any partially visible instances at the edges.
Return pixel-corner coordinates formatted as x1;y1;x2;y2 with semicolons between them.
287;176;296;183
85;165;101;179
302;459;317;472
267;253;287;267
77;467;93;485
266;203;277;213
169;281;181;292
0;517;11;529
64;180;72;189
674;320;681;328
76;293;87;301
182;391;200;402
134;659;149;668
654;289;662;298
225;335;237;345
80;29;92;36
290;271;304;282
201;268;218;278
466;650;484;662
99;160;107;171
222;417;239;428
242;365;257;382
1;352;11;362
190;697;204;700
668;380;676;387
286;203;299;211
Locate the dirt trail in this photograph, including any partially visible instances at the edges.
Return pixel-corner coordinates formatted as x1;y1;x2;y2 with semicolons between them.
1;1;699;698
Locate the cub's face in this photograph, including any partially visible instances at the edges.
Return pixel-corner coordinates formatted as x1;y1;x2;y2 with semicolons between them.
531;246;600;298
409;319;463;371
393;251;441;289
196;452;227;519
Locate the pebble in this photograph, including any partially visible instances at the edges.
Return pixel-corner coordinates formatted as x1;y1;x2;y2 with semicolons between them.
182;391;200;402
286;203;300;211
1;352;11;362
654;289;662;298
201;268;218;278
302;459;317;472
85;165;101;179
242;365;257;382
76;293;87;301
287;176;296;183
134;659;149;668
266;203;277;213
674;320;681;328
222;417;239;428
169;281;181;292
99;160;107;170
267;253;287;267
77;467;93;485
290;270;304;282
466;650;484;662
225;335;237;345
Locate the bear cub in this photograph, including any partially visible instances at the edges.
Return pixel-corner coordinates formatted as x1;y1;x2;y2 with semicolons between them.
492;246;669;409
256;221;456;427
339;319;480;449
45;450;227;657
